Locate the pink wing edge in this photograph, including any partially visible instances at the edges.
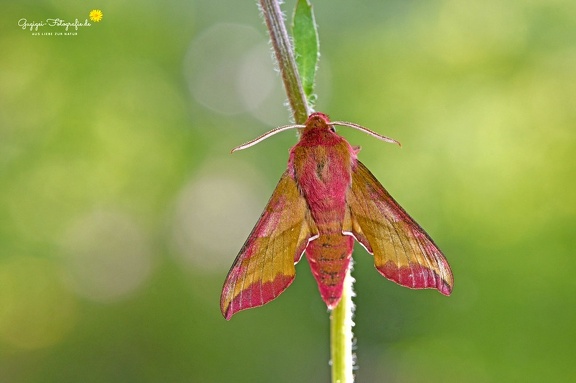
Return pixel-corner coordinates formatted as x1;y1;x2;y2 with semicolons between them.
345;160;454;296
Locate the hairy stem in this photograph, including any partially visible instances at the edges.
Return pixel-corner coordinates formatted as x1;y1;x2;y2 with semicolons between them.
258;0;311;123
257;1;355;381
330;265;355;383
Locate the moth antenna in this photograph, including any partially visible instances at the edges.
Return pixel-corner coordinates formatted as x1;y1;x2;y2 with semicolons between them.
231;124;306;153
331;121;401;147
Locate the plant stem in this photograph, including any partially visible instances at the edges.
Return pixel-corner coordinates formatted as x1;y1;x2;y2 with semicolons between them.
257;1;355;381
330;265;355;383
258;0;311;123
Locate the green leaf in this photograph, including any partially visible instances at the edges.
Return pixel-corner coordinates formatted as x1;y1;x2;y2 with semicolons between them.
292;0;319;108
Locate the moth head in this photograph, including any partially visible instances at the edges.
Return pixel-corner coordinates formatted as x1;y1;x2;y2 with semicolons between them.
231;112;400;153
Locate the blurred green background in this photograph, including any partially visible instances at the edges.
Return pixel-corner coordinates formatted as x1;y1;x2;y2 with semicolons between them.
1;0;575;381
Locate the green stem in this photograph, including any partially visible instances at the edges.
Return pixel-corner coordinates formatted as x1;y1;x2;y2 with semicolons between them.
330;265;355;383
257;1;355;381
258;0;311;123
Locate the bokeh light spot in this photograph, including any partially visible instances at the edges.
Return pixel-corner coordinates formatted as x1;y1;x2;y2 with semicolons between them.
184;22;285;124
0;257;77;350
171;159;267;272
60;210;154;302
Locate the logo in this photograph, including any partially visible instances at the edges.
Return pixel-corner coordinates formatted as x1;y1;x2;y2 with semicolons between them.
89;10;103;23
18;9;103;36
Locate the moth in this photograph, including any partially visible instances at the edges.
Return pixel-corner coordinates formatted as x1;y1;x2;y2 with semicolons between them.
221;112;453;320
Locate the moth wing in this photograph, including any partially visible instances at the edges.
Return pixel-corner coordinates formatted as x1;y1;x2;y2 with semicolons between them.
346;160;453;295
221;171;317;319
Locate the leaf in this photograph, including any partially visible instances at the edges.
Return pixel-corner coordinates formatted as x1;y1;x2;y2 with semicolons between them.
292;0;319;107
